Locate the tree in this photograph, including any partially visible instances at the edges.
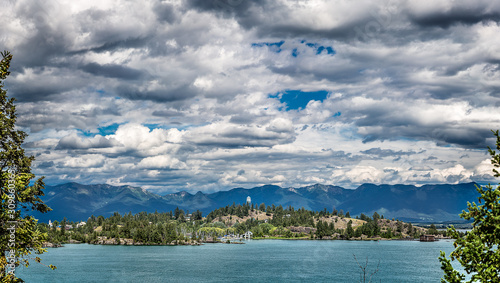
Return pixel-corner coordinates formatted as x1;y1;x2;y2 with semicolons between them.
259;203;266;212
0;51;55;281
439;130;500;282
353;254;380;283
338;209;344;217
192;210;202;221
345;220;354;239
428;224;438;235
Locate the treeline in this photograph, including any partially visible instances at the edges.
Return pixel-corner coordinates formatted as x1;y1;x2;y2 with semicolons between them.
39;203;433;245
206;202;317;227
40;210;200;245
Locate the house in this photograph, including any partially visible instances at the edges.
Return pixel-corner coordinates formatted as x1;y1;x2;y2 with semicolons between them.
420;235;436;242
243;231;253;239
76;221;86;228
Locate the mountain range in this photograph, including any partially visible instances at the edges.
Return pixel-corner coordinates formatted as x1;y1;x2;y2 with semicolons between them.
33;182;482;223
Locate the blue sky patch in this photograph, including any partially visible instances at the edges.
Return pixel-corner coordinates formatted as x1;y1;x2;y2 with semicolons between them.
251;41;285;53
304;42;336;55
97;123;121;136
76;123;120;138
316;46;335;55
251;40;335;57
271;90;330;110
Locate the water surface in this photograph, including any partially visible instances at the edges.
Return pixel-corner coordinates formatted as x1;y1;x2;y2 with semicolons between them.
17;240;459;282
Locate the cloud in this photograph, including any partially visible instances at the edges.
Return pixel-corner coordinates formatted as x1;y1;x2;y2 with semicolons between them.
408;1;500;28
2;0;499;192
185;119;296;148
63;154;105;168
432;164;474;184
111;124;182;151
137;155;187;170
335;165;386;184
79;63;145;80
361;148;418;158
56;133;119;149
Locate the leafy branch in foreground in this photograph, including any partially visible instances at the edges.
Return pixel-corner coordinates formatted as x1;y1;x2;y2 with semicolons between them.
0;51;54;282
439;130;500;282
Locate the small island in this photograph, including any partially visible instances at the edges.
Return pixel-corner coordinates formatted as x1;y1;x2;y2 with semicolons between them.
39;202;446;247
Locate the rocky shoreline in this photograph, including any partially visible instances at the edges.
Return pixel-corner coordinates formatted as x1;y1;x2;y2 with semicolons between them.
89;236;203;246
42;242;63;248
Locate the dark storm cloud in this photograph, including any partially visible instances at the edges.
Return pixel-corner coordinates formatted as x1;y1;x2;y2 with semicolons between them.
186;0;376;40
186;0;268;19
8;1;70;69
79;63;144;80
7;82;66;102
72;37;150;55
116;83;198;103
409;5;500;28
190;134;295;148
153;1;178;24
359;124;493;149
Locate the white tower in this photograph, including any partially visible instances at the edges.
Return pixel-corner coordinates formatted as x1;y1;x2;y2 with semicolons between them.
246;196;251;204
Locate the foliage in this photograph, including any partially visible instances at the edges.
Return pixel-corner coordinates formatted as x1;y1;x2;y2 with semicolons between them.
0;51;55;282
43;202;423;245
439;130;500;282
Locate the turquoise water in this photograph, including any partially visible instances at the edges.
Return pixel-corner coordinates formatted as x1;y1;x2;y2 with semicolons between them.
17;240;459;282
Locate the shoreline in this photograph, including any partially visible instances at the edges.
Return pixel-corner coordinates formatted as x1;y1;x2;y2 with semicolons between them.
44;235;450;247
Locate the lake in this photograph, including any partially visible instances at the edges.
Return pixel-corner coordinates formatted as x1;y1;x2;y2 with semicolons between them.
17;240;460;282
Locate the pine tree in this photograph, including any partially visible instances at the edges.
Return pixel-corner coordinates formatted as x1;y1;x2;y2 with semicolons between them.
439;130;500;282
0;51;55;281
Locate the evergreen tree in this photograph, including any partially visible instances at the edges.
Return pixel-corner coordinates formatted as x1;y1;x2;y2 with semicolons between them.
0;51;55;281
345;220;354;239
174;207;181;220
259;203;266;212
439;130;500;282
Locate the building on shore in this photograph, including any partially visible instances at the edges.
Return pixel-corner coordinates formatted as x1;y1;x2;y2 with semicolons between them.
420;235;436;242
243;231;253;240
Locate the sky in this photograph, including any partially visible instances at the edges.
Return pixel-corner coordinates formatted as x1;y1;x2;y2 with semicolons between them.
1;0;500;194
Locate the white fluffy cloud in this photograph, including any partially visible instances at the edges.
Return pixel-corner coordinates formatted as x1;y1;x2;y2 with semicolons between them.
137;155;187;170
